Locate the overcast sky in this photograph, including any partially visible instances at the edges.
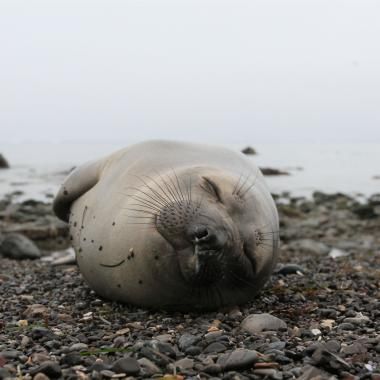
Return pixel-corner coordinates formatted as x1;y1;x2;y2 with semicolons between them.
0;0;379;144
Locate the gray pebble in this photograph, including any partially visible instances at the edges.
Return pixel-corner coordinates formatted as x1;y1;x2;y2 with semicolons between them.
217;349;258;371
203;342;227;354
178;333;199;351
241;314;287;334
31;361;62;378
69;343;88;352
0;233;41;260
138;357;161;376
112;357;140;375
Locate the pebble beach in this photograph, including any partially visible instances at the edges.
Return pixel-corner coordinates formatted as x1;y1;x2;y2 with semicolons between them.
0;178;379;379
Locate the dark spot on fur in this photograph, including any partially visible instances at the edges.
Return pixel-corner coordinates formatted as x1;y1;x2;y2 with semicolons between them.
112;222;116;226
81;225;84;229
117;284;121;288
83;237;86;241
154;255;159;260
63;190;68;196
91;240;94;243
127;256;131;260
99;246;103;251
79;248;82;252
131;251;135;258
70;235;73;241
138;280;143;285
74;222;77;227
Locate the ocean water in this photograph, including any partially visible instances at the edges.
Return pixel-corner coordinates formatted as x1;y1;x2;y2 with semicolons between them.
0;142;379;202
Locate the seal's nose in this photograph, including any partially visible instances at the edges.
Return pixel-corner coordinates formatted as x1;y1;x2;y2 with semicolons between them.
190;225;223;254
194;226;209;241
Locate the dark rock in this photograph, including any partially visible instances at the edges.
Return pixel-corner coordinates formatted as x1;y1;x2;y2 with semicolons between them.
240;313;287;333
260;167;290;176
30;361;62;378
203;342;227;354
202;363;222;375
60;352;82;366
0;233;41;259
337;323;355;331
341;342;367;356
112;357;140;375
216;349;258;371
311;347;351;374
318;309;338;318
185;346;202;356
277;264;306;276
352;204;377;219
0;154;9;169
178;333;200;351
241;146;257;155
296;365;332;380
138;357;161;376
0;350;21;360
31;327;56;340
0;368;11;380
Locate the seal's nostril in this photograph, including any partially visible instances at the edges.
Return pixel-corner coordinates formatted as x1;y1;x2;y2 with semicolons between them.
194;226;209;240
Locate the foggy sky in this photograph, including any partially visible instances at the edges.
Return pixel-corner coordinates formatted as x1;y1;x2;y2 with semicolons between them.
1;0;379;144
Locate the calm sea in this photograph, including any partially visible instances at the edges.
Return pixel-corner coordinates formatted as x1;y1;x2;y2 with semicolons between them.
0;142;379;202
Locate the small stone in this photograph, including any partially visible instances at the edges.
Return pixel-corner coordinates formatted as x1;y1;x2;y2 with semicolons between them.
69;343;88;352
178;333;199;351
0;368;11;380
310;329;322;336
217;349;258;371
203;342;227;354
341;342;367;356
31;361;62;378
0;154;9;169
320;319;335;329
311;348;351;374
0;233;41;260
253;368;283;379
337;323;355;331
138;358;161;376
100;370;115;378
60;352;82;366
33;374;50;380
169;358;194;372
0;350;21;360
241;314;287;334
329;248;350;258
241;146;257;155
344;312;370;325
296;365;331;380
185;346;202;356
112;357;140;375
23;304;49;318
277;264;306;276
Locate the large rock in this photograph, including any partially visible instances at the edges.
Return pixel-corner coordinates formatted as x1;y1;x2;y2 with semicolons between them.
240;313;287;334
0;233;41;259
241;146;257;155
0;154;9;169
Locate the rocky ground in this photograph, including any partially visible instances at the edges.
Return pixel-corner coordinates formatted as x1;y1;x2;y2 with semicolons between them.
0;192;379;380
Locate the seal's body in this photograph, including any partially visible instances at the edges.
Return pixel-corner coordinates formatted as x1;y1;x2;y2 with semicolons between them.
53;141;279;310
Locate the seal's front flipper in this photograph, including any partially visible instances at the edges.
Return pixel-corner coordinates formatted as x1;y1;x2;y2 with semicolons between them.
53;160;103;222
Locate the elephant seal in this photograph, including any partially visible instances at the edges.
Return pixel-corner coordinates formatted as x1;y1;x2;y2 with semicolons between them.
53;140;279;310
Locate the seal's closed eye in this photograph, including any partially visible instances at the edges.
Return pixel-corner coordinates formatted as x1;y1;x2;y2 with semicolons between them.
201;177;223;203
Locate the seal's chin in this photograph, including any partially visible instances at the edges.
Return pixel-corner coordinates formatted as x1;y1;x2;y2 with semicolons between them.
178;244;225;286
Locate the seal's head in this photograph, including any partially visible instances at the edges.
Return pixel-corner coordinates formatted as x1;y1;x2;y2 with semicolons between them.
128;166;279;309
